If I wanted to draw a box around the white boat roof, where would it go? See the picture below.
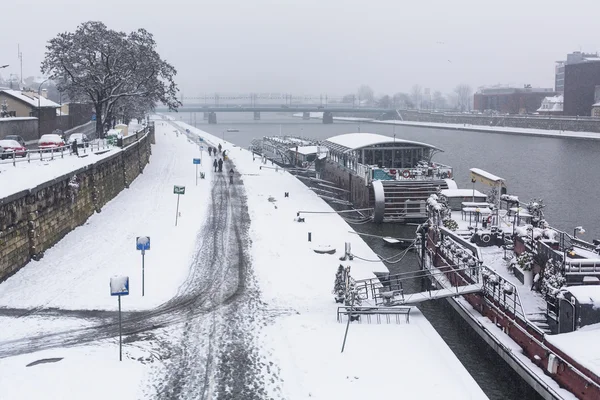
[470,168,505,183]
[325,133,442,152]
[440,189,487,198]
[289,145,322,155]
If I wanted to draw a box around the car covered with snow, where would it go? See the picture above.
[0,139,27,158]
[67,133,90,148]
[4,135,26,147]
[38,134,66,151]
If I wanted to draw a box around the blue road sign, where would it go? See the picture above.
[193,158,201,165]
[110,276,129,296]
[91,114,96,121]
[199,137,204,142]
[136,236,150,251]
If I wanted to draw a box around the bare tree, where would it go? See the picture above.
[410,85,423,109]
[41,21,180,137]
[432,91,447,110]
[377,95,392,109]
[357,85,374,104]
[454,84,473,112]
[393,92,413,109]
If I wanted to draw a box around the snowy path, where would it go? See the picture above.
[0,122,269,399]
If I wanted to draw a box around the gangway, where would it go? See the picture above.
[354,266,482,307]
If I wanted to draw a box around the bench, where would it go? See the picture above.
[336,306,411,324]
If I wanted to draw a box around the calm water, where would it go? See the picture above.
[168,110,600,399]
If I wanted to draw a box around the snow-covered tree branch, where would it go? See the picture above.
[41,21,181,137]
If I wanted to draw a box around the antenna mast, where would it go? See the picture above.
[18,44,23,89]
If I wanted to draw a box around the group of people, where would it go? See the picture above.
[209,143,234,183]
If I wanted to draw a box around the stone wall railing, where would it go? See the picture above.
[0,122,155,281]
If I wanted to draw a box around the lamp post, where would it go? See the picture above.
[37,78,50,139]
[573,226,585,238]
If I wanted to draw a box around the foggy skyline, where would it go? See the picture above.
[2,0,599,97]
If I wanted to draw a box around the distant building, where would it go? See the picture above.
[473,86,556,114]
[555,51,600,93]
[537,95,563,115]
[591,102,600,117]
[0,89,60,118]
[563,61,600,116]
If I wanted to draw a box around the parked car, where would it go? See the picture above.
[4,135,26,147]
[38,134,66,151]
[0,139,27,158]
[67,133,90,148]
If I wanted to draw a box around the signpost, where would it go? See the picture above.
[110,276,129,361]
[136,236,150,296]
[173,185,186,226]
[193,158,201,186]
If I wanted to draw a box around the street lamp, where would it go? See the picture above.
[573,226,585,238]
[37,78,50,139]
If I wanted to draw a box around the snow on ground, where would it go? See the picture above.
[0,146,119,199]
[0,316,92,343]
[0,119,212,311]
[0,343,151,400]
[374,120,600,141]
[174,119,489,399]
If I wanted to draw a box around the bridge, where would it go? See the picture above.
[155,105,396,124]
[154,92,398,124]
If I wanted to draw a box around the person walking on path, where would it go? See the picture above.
[213,158,218,172]
[218,158,223,172]
[208,147,212,156]
[71,139,79,157]
[218,143,222,154]
[229,168,234,184]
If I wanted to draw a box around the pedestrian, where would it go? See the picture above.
[218,158,223,172]
[71,139,79,157]
[213,147,217,156]
[208,147,212,156]
[229,168,234,184]
[218,143,222,154]
[213,158,218,172]
[222,149,227,160]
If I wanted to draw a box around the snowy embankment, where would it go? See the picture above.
[0,119,211,311]
[174,120,488,399]
[373,119,600,140]
[0,147,120,199]
[0,118,214,400]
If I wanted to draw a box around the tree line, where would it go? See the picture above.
[342,84,473,112]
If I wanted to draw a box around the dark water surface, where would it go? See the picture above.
[168,111,600,399]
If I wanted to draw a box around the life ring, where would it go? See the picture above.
[402,170,410,179]
[447,171,453,179]
[481,234,491,244]
[487,215,493,224]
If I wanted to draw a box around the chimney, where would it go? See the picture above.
[41,88,48,99]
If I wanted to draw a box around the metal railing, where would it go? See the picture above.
[0,140,112,167]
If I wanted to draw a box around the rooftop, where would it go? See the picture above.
[324,133,442,153]
[0,89,60,108]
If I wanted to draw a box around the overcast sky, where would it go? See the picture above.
[2,0,599,98]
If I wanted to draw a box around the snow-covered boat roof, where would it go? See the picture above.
[440,189,487,198]
[324,133,442,153]
[470,168,505,184]
[289,146,322,155]
[565,286,600,306]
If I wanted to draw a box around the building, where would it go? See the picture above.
[591,102,600,117]
[555,52,600,93]
[536,95,563,115]
[0,89,60,118]
[563,61,600,116]
[473,86,556,115]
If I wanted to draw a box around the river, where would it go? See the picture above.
[170,110,600,399]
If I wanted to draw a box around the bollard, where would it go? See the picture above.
[308,232,312,242]
[285,192,289,198]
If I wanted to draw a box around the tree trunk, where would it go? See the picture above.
[95,104,104,139]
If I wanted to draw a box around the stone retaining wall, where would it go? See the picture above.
[0,123,155,281]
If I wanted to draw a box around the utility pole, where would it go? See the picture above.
[18,44,23,89]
